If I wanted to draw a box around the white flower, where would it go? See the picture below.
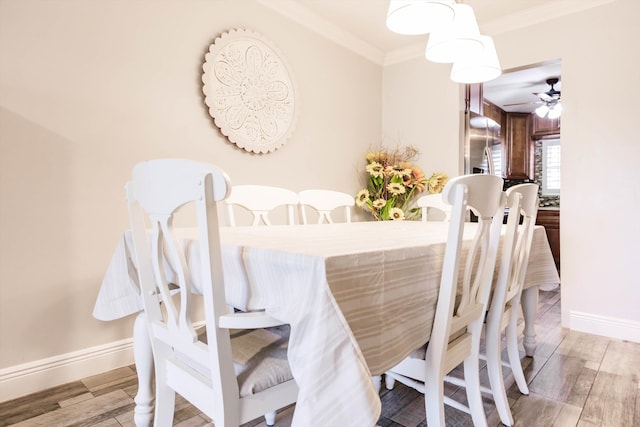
[372,199,386,209]
[387,182,406,195]
[355,189,370,207]
[389,208,405,221]
[366,162,384,178]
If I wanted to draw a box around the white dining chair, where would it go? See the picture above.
[480,183,539,426]
[225,184,299,226]
[298,189,355,224]
[126,159,297,427]
[385,174,506,427]
[225,184,299,320]
[417,193,452,222]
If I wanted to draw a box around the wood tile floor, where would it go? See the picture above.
[2,288,639,426]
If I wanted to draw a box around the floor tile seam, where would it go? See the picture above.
[524,389,585,412]
[81,375,139,393]
[5,394,134,427]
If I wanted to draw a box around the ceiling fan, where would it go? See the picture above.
[504,77,562,118]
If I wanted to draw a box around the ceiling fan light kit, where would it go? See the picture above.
[535,104,549,118]
[549,103,562,118]
[531,78,562,118]
[540,102,562,119]
[386,0,501,84]
[386,0,456,35]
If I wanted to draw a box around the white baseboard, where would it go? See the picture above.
[0,338,134,403]
[570,311,640,343]
[3,313,636,403]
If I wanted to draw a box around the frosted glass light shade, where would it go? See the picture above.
[386,0,456,35]
[547,103,562,119]
[425,4,483,63]
[535,104,549,118]
[450,35,502,83]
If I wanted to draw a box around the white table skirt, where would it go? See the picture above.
[93,221,560,427]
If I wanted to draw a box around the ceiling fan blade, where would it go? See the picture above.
[503,100,543,107]
[534,91,560,101]
[535,92,553,102]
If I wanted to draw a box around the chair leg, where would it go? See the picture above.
[384,373,396,390]
[506,315,529,395]
[424,374,446,427]
[264,411,276,426]
[462,355,488,427]
[521,287,538,357]
[485,328,514,426]
[153,363,176,427]
[133,313,154,427]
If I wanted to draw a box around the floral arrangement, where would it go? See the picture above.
[355,146,448,221]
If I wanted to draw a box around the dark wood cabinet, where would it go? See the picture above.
[536,209,560,271]
[483,99,504,128]
[466,83,483,115]
[504,113,533,179]
[532,114,561,137]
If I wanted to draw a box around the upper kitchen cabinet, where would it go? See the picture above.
[483,99,504,128]
[532,114,561,137]
[466,83,483,115]
[505,112,533,180]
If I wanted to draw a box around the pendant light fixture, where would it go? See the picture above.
[386,0,456,35]
[425,3,483,63]
[450,35,501,83]
[385,0,502,84]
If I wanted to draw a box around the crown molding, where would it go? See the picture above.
[257,0,617,67]
[480,0,618,36]
[256,0,385,65]
[383,41,425,67]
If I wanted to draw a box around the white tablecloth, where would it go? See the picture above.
[93,221,560,427]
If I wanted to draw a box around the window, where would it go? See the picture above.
[542,139,560,195]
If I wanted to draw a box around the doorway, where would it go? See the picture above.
[483,59,562,272]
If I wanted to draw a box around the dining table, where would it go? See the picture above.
[93,220,560,427]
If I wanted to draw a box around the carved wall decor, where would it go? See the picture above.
[202,29,298,154]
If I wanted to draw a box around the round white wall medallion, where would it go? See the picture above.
[202,29,298,154]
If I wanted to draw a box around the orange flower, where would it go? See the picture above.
[427,173,448,194]
[357,145,446,221]
[407,166,427,192]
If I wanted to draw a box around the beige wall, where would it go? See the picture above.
[0,0,381,381]
[551,0,639,333]
[382,58,464,180]
[384,0,640,339]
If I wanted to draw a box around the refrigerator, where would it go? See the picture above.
[464,111,502,176]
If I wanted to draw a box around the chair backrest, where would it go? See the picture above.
[298,189,355,224]
[225,185,299,226]
[126,160,297,425]
[481,182,539,426]
[417,193,452,222]
[126,159,237,416]
[427,174,505,371]
[489,183,540,315]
